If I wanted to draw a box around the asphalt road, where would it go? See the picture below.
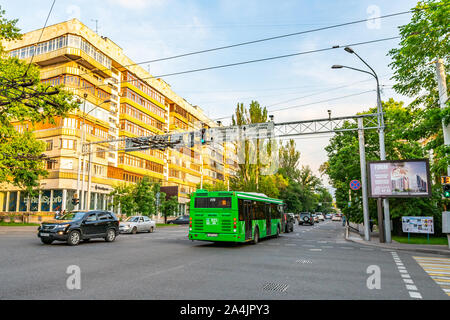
[0,220,448,300]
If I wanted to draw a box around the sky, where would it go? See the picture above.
[1,0,420,192]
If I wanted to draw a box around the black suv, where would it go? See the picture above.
[37,210,119,246]
[298,212,314,226]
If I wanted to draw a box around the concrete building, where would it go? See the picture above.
[0,19,236,220]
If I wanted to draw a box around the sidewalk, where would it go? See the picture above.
[345,228,450,256]
[0,226,37,234]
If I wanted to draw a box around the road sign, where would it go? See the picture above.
[350,180,361,191]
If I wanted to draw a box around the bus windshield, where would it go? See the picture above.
[194,197,231,209]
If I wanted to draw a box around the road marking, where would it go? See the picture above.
[309,248,322,252]
[391,252,422,299]
[414,256,450,297]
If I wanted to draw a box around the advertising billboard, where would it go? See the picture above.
[402,216,434,234]
[368,159,431,198]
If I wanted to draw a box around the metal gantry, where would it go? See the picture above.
[273,113,381,137]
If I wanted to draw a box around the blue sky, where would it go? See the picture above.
[1,0,420,188]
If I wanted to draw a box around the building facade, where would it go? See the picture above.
[0,19,236,219]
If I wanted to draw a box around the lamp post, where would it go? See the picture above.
[77,97,111,210]
[332,46,391,243]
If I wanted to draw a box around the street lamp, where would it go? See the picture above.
[77,98,111,210]
[332,46,391,243]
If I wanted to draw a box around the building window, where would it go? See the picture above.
[46,140,53,151]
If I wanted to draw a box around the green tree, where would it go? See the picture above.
[231,100,270,191]
[388,0,450,176]
[160,195,179,224]
[110,184,137,217]
[0,8,79,192]
[134,177,156,216]
[323,99,442,233]
[278,139,301,181]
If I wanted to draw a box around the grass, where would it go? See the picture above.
[392,235,449,245]
[156,223,183,227]
[0,221,40,227]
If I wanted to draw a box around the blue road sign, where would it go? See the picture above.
[350,180,361,191]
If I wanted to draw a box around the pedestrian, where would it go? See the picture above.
[342,215,346,226]
[369,219,374,232]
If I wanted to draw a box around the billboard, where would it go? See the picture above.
[368,159,431,198]
[402,216,434,234]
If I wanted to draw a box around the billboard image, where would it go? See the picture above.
[368,159,431,198]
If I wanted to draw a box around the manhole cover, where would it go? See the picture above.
[262,282,289,292]
[296,259,313,264]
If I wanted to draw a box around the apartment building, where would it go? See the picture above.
[0,19,236,218]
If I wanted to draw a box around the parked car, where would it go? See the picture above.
[312,213,319,223]
[120,216,156,234]
[332,214,342,221]
[298,212,314,226]
[168,215,190,224]
[317,213,325,221]
[285,213,295,233]
[325,213,332,219]
[37,210,119,246]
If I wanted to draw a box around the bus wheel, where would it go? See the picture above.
[252,228,259,244]
[276,225,280,238]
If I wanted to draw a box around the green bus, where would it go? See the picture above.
[188,190,285,244]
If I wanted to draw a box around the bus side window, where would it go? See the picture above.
[238,199,244,221]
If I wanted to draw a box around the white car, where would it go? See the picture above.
[332,215,341,222]
[119,216,156,234]
[317,213,325,221]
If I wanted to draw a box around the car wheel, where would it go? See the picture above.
[252,228,259,244]
[131,227,137,234]
[40,237,53,245]
[105,229,116,242]
[67,230,81,246]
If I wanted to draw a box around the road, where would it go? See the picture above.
[0,220,449,300]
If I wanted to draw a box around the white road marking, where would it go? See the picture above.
[391,251,422,299]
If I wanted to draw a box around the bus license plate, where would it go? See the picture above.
[207,234,218,237]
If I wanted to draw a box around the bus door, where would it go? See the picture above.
[244,200,252,240]
[265,203,271,236]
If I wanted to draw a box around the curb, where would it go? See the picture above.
[345,235,450,256]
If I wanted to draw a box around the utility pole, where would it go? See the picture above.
[436,58,449,175]
[358,118,370,241]
[76,94,87,210]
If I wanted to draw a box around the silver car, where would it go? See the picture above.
[119,216,156,234]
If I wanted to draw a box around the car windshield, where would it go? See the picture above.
[125,217,140,222]
[57,211,86,221]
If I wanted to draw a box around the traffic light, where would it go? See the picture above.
[200,128,206,144]
[444,184,450,198]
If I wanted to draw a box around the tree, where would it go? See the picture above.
[231,100,270,191]
[134,177,156,216]
[278,139,301,182]
[323,99,443,233]
[110,184,137,217]
[0,7,79,192]
[388,0,450,176]
[160,196,179,224]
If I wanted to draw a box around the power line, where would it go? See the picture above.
[23,0,56,77]
[132,36,400,81]
[75,4,443,78]
[213,90,376,121]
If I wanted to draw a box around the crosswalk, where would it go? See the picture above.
[413,256,450,297]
